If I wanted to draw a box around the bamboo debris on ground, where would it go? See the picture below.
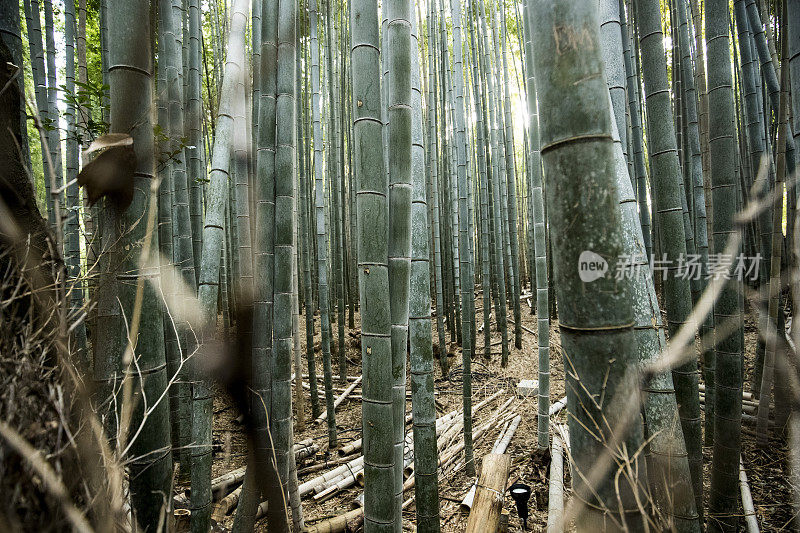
[306,406,521,533]
[209,439,316,498]
[211,485,242,523]
[297,390,517,528]
[338,388,505,457]
[312,376,362,425]
[740,458,760,533]
[464,454,511,533]
[549,396,567,416]
[546,426,567,533]
[460,414,522,510]
[312,403,472,503]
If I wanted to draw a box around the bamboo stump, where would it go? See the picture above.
[465,454,511,533]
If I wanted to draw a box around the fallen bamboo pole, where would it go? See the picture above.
[550,396,567,416]
[299,455,365,497]
[465,454,511,533]
[209,438,316,499]
[740,458,760,533]
[547,427,566,533]
[313,376,362,425]
[211,485,241,522]
[298,452,361,477]
[304,507,363,533]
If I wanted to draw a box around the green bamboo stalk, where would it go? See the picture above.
[195,2,250,531]
[252,0,261,171]
[498,0,522,350]
[448,0,475,478]
[107,1,173,529]
[385,0,414,521]
[308,0,337,452]
[635,0,703,514]
[325,0,347,384]
[351,0,395,527]
[676,0,713,450]
[608,88,700,532]
[409,12,441,531]
[706,0,745,529]
[23,0,54,224]
[756,19,790,446]
[299,22,321,418]
[478,0,509,365]
[293,40,307,439]
[266,1,297,528]
[187,0,205,282]
[746,0,797,175]
[426,0,448,369]
[734,0,772,400]
[0,1,28,166]
[466,0,493,361]
[63,0,87,370]
[439,1,463,351]
[790,1,800,158]
[600,0,630,181]
[521,0,550,453]
[160,0,199,491]
[487,0,513,354]
[42,0,62,211]
[531,2,648,529]
[620,0,652,279]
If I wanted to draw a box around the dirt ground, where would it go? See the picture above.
[198,295,795,532]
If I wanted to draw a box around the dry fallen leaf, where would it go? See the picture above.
[78,133,136,211]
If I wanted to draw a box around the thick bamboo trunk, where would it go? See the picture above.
[107,1,173,529]
[350,0,395,529]
[706,0,745,529]
[635,0,703,514]
[531,1,649,529]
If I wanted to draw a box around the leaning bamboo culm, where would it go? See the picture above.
[635,0,703,516]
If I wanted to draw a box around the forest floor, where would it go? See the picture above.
[196,296,795,532]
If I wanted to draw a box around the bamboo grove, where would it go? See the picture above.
[1,0,799,531]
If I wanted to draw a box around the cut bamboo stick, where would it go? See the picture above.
[461,415,522,511]
[465,454,511,533]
